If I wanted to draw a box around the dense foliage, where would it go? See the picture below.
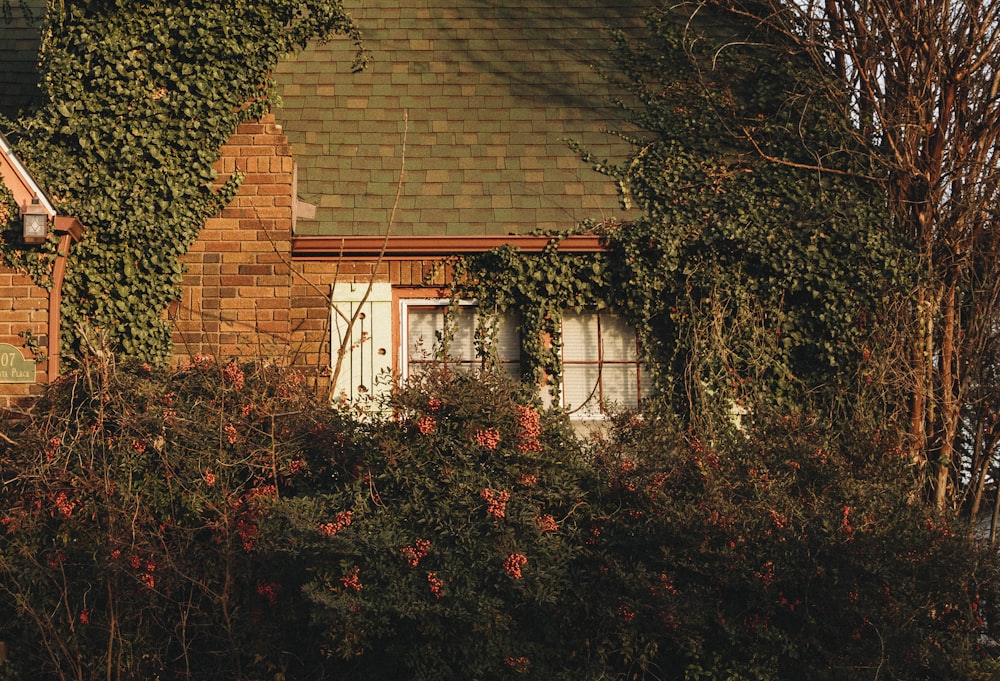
[0,0,364,364]
[454,6,908,429]
[599,7,909,415]
[1,356,996,680]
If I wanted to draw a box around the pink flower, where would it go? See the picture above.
[503,553,527,579]
[427,572,444,599]
[79,609,90,625]
[503,656,530,672]
[319,510,353,537]
[515,405,542,452]
[417,415,437,435]
[841,505,854,540]
[401,538,431,567]
[237,519,259,552]
[54,491,75,518]
[474,427,501,450]
[536,514,558,533]
[204,469,216,487]
[193,353,214,368]
[517,473,538,487]
[223,360,245,390]
[341,566,363,592]
[427,397,442,412]
[245,484,277,502]
[224,424,239,444]
[45,437,61,461]
[257,580,280,605]
[481,488,510,519]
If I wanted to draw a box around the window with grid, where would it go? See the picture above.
[401,301,520,379]
[560,310,649,418]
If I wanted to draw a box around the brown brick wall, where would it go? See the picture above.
[4,114,457,411]
[0,265,51,410]
[173,114,294,362]
[175,115,455,391]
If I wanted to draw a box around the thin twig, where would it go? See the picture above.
[328,111,409,402]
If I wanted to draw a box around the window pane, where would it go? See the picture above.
[602,364,639,409]
[407,307,443,361]
[639,364,653,399]
[562,311,600,361]
[495,318,520,362]
[448,307,476,361]
[404,303,520,375]
[560,310,647,418]
[563,364,602,416]
[600,314,636,361]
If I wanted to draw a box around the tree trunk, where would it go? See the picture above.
[935,280,960,509]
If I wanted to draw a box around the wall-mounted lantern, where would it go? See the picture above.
[22,197,48,244]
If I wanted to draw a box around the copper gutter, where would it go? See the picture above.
[291,234,608,260]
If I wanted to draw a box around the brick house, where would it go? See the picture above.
[2,0,651,418]
[0,133,85,409]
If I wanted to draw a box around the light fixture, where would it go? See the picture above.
[22,197,48,244]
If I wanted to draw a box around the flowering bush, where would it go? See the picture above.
[583,411,1000,680]
[0,351,366,680]
[1,356,998,680]
[263,367,608,680]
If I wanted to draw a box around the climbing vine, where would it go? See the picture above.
[0,178,58,287]
[449,236,611,400]
[453,6,910,426]
[1,0,364,364]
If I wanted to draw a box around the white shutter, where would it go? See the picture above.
[330,282,393,404]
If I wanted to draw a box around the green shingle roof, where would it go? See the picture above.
[273,0,648,237]
[0,0,45,121]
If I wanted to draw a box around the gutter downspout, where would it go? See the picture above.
[48,216,85,382]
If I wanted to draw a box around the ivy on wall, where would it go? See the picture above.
[1,0,364,364]
[453,7,910,424]
[450,237,611,399]
[0,179,57,287]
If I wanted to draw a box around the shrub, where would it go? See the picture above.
[264,367,608,680]
[0,351,364,680]
[586,411,1000,680]
[2,355,997,680]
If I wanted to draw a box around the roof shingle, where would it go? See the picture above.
[0,0,45,121]
[273,0,648,237]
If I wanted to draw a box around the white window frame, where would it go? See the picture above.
[559,309,648,420]
[399,299,521,380]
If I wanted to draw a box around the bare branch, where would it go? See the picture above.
[328,111,408,402]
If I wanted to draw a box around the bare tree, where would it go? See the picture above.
[696,0,1000,508]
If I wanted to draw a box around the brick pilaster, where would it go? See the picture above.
[0,266,50,411]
